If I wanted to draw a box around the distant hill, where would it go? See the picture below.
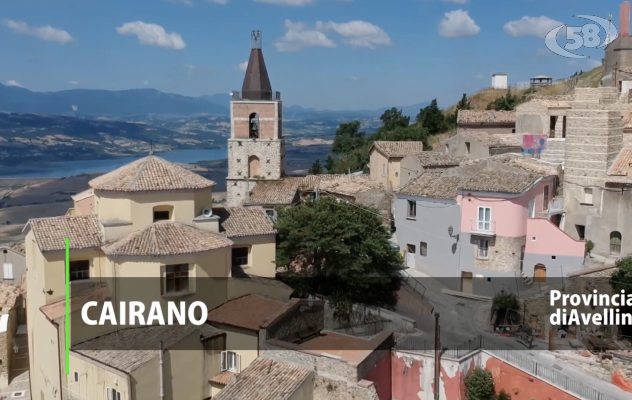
[0,85,229,117]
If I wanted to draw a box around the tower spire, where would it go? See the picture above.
[241,31,273,101]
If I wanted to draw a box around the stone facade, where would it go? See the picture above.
[226,100,285,206]
[470,235,525,272]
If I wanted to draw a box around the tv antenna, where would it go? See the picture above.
[606,14,613,46]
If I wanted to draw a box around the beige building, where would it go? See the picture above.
[456,110,516,135]
[24,153,282,400]
[441,131,522,160]
[0,283,21,388]
[368,141,425,190]
[399,152,462,188]
[0,242,26,286]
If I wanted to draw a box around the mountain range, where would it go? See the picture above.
[0,84,429,120]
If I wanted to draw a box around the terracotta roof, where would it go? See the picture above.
[41,285,111,321]
[461,153,559,176]
[73,324,223,373]
[608,148,632,176]
[213,206,276,238]
[399,171,462,199]
[207,294,286,331]
[102,221,233,256]
[457,110,516,124]
[213,358,312,400]
[458,170,541,194]
[210,371,236,386]
[243,178,301,206]
[623,109,632,130]
[301,174,383,197]
[0,283,21,311]
[0,241,25,256]
[89,155,215,192]
[461,131,522,147]
[413,152,461,168]
[27,215,101,252]
[371,141,425,158]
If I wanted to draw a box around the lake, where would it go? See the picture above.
[0,148,228,179]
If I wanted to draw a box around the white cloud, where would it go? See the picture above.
[69,81,78,86]
[254,0,316,5]
[442,0,468,3]
[275,20,336,52]
[316,20,391,49]
[503,16,562,39]
[275,19,390,51]
[239,61,248,71]
[71,105,78,112]
[143,80,149,85]
[439,10,480,38]
[166,0,193,5]
[5,80,22,87]
[2,19,73,44]
[116,21,186,50]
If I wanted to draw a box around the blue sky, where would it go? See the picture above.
[0,0,624,110]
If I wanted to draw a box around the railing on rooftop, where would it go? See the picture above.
[469,220,496,236]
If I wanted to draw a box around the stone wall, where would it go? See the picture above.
[314,375,379,400]
[232,101,279,140]
[471,235,525,272]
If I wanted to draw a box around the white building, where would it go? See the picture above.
[491,73,508,89]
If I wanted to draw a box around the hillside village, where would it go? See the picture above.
[4,2,632,399]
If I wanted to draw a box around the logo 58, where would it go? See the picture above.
[545,15,618,58]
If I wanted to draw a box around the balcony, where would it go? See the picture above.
[469,220,496,236]
[547,197,564,217]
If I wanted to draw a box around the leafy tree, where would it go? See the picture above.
[416,99,445,135]
[275,197,404,319]
[379,107,410,131]
[456,93,471,111]
[491,289,520,328]
[497,389,511,400]
[610,256,632,335]
[465,367,495,400]
[487,89,518,111]
[324,154,336,173]
[371,124,430,149]
[332,121,365,155]
[309,159,324,175]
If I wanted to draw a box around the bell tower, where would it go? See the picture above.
[226,31,285,206]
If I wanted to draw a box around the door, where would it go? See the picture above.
[534,264,546,283]
[461,272,473,294]
[406,244,416,268]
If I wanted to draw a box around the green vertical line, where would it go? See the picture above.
[65,237,70,375]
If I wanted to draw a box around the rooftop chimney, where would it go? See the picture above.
[241,31,273,101]
[621,1,630,37]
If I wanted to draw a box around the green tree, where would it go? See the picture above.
[371,124,430,149]
[487,89,518,111]
[491,289,521,328]
[465,367,495,400]
[416,99,445,135]
[309,159,324,175]
[324,154,336,173]
[275,197,404,319]
[456,93,471,111]
[332,121,366,155]
[497,389,511,400]
[379,107,410,131]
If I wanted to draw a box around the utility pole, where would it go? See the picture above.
[434,313,441,400]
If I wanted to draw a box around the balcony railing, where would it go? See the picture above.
[469,220,496,236]
[547,197,564,217]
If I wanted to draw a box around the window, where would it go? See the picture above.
[528,200,535,218]
[232,247,249,267]
[562,116,567,138]
[265,209,275,219]
[465,142,471,154]
[583,188,593,205]
[575,224,585,240]
[477,207,491,231]
[221,351,240,373]
[165,264,189,294]
[248,155,261,178]
[511,129,516,133]
[382,164,386,177]
[407,244,416,254]
[73,372,79,383]
[69,260,89,281]
[249,113,260,138]
[610,231,622,255]
[407,200,416,219]
[395,172,398,177]
[420,242,427,257]
[153,210,170,222]
[477,240,489,258]
[2,263,13,280]
[106,388,121,400]
[543,185,549,210]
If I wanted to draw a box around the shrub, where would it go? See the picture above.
[497,389,511,400]
[465,367,495,400]
[585,240,595,254]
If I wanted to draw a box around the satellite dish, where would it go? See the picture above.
[203,208,213,217]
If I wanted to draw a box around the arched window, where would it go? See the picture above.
[249,113,259,138]
[610,231,622,255]
[248,156,260,178]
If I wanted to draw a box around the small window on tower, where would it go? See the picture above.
[249,113,260,138]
